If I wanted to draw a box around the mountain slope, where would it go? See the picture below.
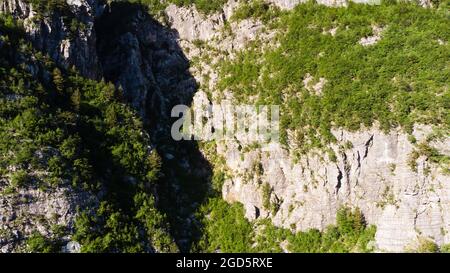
[0,0,449,253]
[0,12,177,252]
[163,0,450,252]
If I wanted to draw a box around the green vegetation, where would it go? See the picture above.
[2,1,448,253]
[122,0,228,15]
[169,0,227,14]
[25,0,71,15]
[196,198,376,252]
[415,237,439,253]
[261,182,272,210]
[231,0,282,23]
[407,141,450,173]
[279,207,375,253]
[26,231,60,253]
[0,14,176,252]
[193,156,376,253]
[24,0,87,34]
[196,198,254,252]
[441,244,450,253]
[218,1,450,152]
[172,2,448,254]
[10,170,31,188]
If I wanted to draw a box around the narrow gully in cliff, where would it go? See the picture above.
[94,1,213,252]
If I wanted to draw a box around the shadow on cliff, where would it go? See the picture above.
[95,2,212,252]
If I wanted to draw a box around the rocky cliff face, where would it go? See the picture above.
[0,183,97,252]
[162,1,450,252]
[0,1,101,251]
[0,0,198,252]
[268,0,434,9]
[218,124,450,252]
[95,2,196,119]
[0,0,195,119]
[1,0,448,252]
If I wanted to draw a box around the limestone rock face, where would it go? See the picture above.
[61,241,81,253]
[165,4,225,42]
[0,184,97,252]
[218,125,450,252]
[95,3,194,118]
[0,0,197,252]
[164,1,265,46]
[163,2,450,252]
[0,0,102,79]
[0,0,196,120]
[1,0,448,253]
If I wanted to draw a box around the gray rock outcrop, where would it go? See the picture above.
[218,124,450,252]
[0,0,102,78]
[0,183,96,252]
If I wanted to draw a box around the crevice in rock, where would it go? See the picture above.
[363,134,374,159]
[335,166,343,195]
[342,151,351,190]
[357,150,361,169]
